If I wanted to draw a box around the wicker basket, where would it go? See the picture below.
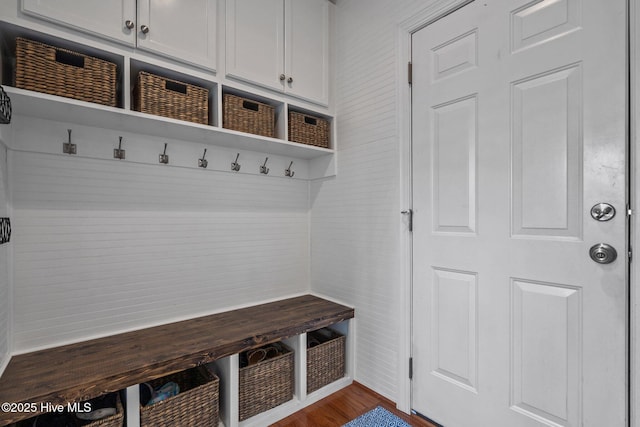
[140,367,219,427]
[288,111,330,148]
[15,394,123,427]
[82,393,124,427]
[239,342,294,421]
[133,71,209,125]
[307,328,346,393]
[15,37,117,107]
[223,93,275,138]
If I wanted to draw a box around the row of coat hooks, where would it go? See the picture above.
[63,129,296,177]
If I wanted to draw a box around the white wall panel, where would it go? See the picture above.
[11,150,310,352]
[311,140,401,396]
[310,0,437,402]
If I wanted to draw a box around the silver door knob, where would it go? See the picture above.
[287,77,293,83]
[589,243,617,264]
[140,25,150,34]
[125,20,135,29]
[280,74,286,81]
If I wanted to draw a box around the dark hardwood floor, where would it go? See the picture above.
[271,382,437,427]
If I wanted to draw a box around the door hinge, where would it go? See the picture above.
[629,247,633,262]
[409,357,413,379]
[408,62,413,85]
[627,204,633,216]
[401,209,413,232]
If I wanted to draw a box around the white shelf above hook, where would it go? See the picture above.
[5,87,334,161]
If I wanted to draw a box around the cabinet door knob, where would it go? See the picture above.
[280,74,286,81]
[140,25,150,34]
[125,20,135,29]
[287,77,293,83]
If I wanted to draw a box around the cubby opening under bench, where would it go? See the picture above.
[0,295,355,427]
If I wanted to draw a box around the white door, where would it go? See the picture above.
[285,0,330,105]
[411,0,627,426]
[225,0,284,91]
[21,0,136,46]
[137,0,217,71]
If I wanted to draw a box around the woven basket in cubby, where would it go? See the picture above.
[239,342,294,421]
[140,366,219,427]
[288,111,330,148]
[307,328,345,393]
[223,93,275,138]
[133,71,209,125]
[15,37,117,107]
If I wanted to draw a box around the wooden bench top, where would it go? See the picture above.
[0,295,354,425]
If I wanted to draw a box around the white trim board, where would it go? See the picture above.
[631,0,639,425]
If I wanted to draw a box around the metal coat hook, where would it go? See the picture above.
[159,143,169,164]
[63,129,76,155]
[231,153,241,171]
[260,157,270,175]
[114,136,125,160]
[198,148,208,168]
[285,161,295,178]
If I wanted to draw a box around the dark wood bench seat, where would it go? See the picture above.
[0,295,354,425]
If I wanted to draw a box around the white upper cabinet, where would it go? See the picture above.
[137,0,217,71]
[20,0,217,71]
[21,0,137,46]
[226,0,329,106]
[225,0,284,92]
[284,0,329,105]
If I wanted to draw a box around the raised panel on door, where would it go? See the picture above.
[285,0,329,105]
[21,0,136,46]
[137,0,217,71]
[511,279,582,426]
[225,0,284,92]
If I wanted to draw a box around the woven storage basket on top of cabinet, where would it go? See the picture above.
[140,366,219,427]
[15,37,117,107]
[288,111,330,148]
[133,71,209,125]
[307,328,345,393]
[223,93,275,138]
[239,342,294,421]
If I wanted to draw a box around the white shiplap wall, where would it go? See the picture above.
[11,143,310,352]
[0,142,10,375]
[310,0,434,403]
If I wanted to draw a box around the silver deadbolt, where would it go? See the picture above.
[589,243,617,264]
[590,203,615,221]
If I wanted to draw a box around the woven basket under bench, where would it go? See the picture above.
[13,394,124,427]
[15,37,117,107]
[239,342,294,421]
[307,328,346,393]
[140,366,219,427]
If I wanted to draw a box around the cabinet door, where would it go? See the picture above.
[225,0,284,92]
[137,0,217,71]
[285,0,329,105]
[21,0,136,46]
